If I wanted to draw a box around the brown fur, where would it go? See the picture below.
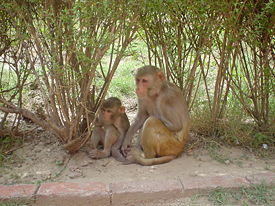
[90,97,129,162]
[122,66,190,166]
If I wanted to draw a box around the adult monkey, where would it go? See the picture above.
[121,65,190,166]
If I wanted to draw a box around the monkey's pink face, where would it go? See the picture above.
[135,76,151,98]
[100,108,113,121]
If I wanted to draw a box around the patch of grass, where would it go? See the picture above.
[208,187,231,205]
[0,134,23,167]
[9,173,21,181]
[31,180,43,185]
[0,135,21,151]
[0,153,5,167]
[208,183,275,206]
[95,56,142,99]
[0,67,18,92]
[0,153,22,169]
[252,132,274,148]
[0,199,33,206]
[191,108,275,157]
[182,194,211,206]
[205,141,231,164]
[108,58,141,98]
[241,183,275,205]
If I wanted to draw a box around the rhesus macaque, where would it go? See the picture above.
[121,65,191,166]
[90,97,130,161]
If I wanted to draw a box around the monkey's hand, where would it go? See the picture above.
[121,140,131,157]
[123,148,140,165]
[89,149,100,159]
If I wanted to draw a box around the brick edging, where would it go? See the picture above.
[1,171,274,206]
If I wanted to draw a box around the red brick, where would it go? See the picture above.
[246,171,275,185]
[0,184,37,199]
[35,182,110,206]
[111,179,183,206]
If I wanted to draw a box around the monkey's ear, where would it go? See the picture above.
[157,71,165,81]
[119,106,125,113]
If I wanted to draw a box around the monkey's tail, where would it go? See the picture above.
[124,155,176,166]
[139,155,176,166]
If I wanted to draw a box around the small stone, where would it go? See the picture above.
[69,166,79,172]
[224,160,230,165]
[217,173,227,176]
[186,150,193,156]
[198,156,208,162]
[42,174,51,180]
[81,161,90,167]
[34,146,42,152]
[68,172,82,179]
[22,172,29,178]
[262,144,268,149]
[68,173,75,179]
[88,159,94,164]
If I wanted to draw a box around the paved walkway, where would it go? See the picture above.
[0,171,274,206]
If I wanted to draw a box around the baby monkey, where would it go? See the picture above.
[90,97,129,161]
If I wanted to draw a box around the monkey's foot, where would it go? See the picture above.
[123,156,135,165]
[89,149,100,159]
[123,148,141,165]
[113,154,126,162]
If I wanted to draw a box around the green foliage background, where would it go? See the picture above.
[0,0,274,151]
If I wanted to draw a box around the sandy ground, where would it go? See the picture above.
[0,98,274,186]
[0,126,274,186]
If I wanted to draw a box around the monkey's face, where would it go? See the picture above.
[100,107,115,123]
[99,105,124,125]
[135,72,164,98]
[135,75,151,98]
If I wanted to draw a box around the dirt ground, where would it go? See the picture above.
[0,98,274,186]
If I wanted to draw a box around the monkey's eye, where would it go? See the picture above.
[106,109,112,114]
[141,79,148,83]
